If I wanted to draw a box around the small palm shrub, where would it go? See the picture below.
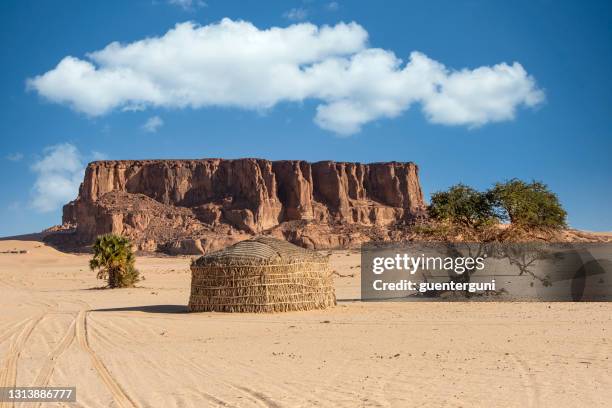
[89,234,140,288]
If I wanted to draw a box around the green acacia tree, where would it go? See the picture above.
[489,179,567,229]
[89,234,140,288]
[429,184,496,228]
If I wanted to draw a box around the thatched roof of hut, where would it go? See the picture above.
[192,236,325,266]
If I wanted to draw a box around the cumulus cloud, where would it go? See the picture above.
[142,115,164,132]
[91,151,108,160]
[168,0,206,10]
[283,8,309,21]
[30,144,84,212]
[326,2,339,11]
[27,18,544,135]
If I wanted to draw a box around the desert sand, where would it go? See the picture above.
[0,239,610,408]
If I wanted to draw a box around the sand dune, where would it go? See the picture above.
[0,240,611,407]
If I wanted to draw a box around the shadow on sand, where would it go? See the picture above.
[93,304,189,314]
[0,232,48,242]
[0,231,90,254]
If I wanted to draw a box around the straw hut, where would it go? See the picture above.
[189,237,336,313]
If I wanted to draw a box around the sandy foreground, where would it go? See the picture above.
[0,240,610,408]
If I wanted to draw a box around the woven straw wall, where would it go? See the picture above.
[189,237,336,313]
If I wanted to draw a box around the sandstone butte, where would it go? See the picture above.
[54,158,427,254]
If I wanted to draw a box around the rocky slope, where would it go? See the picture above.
[57,158,426,254]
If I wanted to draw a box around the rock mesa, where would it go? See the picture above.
[60,159,426,253]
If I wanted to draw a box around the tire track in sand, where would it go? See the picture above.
[234,386,283,408]
[509,353,540,408]
[173,353,279,408]
[33,316,77,387]
[75,310,138,408]
[0,319,31,345]
[85,315,234,408]
[0,314,45,408]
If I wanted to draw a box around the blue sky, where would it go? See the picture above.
[1,0,611,236]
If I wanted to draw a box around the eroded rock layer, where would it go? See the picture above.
[61,159,426,253]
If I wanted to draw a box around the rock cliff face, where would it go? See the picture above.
[60,159,425,253]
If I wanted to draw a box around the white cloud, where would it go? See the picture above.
[27,19,544,135]
[283,8,309,21]
[421,61,545,126]
[326,2,339,11]
[30,144,84,213]
[91,151,108,160]
[168,0,206,10]
[142,115,164,132]
[6,152,24,162]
